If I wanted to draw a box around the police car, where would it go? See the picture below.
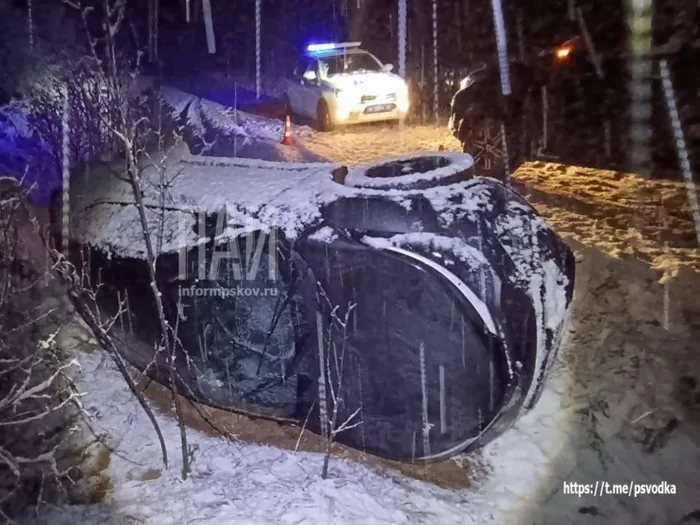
[282,42,410,131]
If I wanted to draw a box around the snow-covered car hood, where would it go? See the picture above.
[326,71,407,94]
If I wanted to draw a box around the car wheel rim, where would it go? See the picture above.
[471,123,503,170]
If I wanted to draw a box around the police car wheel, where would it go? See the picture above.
[317,100,334,132]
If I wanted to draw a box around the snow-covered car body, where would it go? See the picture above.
[65,145,574,462]
[284,42,410,130]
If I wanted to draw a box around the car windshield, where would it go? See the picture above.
[319,52,383,76]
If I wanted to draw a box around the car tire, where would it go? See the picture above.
[316,100,334,132]
[343,153,473,191]
[462,118,525,179]
[462,119,503,174]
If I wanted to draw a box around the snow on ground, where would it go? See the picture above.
[20,339,569,525]
[511,161,700,276]
[297,121,462,166]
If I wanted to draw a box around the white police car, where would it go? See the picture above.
[282,42,410,131]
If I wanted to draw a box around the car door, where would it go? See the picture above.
[286,57,308,115]
[287,57,320,118]
[299,58,323,118]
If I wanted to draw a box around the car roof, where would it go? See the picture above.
[304,48,368,59]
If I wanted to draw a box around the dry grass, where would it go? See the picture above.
[139,378,472,489]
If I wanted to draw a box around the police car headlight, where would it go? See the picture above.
[335,90,353,111]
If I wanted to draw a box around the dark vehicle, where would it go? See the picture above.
[448,58,538,177]
[64,146,575,463]
[449,36,628,176]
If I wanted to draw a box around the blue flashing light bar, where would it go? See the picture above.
[307,42,361,53]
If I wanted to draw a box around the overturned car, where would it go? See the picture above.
[64,144,575,463]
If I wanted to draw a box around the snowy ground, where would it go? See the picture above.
[19,88,700,524]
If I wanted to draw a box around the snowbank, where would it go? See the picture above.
[161,86,314,144]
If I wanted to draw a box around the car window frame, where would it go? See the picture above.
[318,51,383,77]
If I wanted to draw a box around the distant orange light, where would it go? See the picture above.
[556,47,571,59]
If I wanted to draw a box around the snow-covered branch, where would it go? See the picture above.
[315,285,361,479]
[0,183,82,519]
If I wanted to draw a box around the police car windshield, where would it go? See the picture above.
[319,52,382,76]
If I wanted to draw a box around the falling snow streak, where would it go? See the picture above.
[419,341,431,458]
[234,84,238,157]
[439,365,447,434]
[411,431,416,462]
[576,7,603,79]
[500,122,510,183]
[397,0,407,130]
[154,0,159,59]
[356,358,366,450]
[663,279,670,330]
[461,318,466,368]
[61,87,70,257]
[541,86,548,151]
[27,0,33,48]
[255,0,261,99]
[398,0,406,78]
[432,0,438,123]
[477,221,487,300]
[202,0,216,54]
[489,0,511,96]
[659,59,700,247]
[313,279,329,439]
[626,0,653,177]
[576,7,607,160]
[489,358,495,413]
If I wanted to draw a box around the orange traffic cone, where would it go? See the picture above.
[281,115,295,146]
[438,144,445,151]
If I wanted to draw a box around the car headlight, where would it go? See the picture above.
[335,89,353,109]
